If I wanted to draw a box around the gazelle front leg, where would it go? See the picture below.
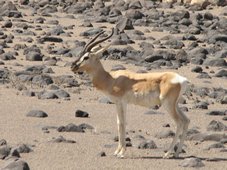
[114,102,127,158]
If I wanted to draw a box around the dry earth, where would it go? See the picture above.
[0,1,227,170]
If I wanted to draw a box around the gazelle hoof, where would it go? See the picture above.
[163,152,175,159]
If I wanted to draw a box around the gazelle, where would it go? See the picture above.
[71,28,190,158]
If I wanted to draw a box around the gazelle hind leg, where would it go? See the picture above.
[163,119,183,158]
[174,106,190,157]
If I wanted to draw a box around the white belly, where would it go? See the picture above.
[122,91,161,107]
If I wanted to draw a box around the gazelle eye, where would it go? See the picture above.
[84,56,89,60]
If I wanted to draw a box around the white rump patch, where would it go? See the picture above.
[171,74,188,84]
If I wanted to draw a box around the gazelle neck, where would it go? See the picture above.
[88,59,113,91]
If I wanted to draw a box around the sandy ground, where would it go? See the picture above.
[0,2,227,170]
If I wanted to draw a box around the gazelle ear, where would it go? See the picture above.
[93,44,111,56]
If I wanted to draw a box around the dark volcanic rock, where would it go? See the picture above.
[38,36,63,43]
[50,136,76,143]
[97,151,106,157]
[0,52,16,60]
[191,66,203,73]
[206,110,226,116]
[116,17,134,32]
[188,133,227,142]
[26,110,48,118]
[57,123,84,133]
[179,158,204,168]
[137,140,157,149]
[2,159,30,170]
[54,89,70,99]
[125,9,144,20]
[75,110,89,118]
[205,142,225,150]
[13,144,32,153]
[194,101,209,109]
[155,130,175,139]
[207,120,227,132]
[214,70,227,78]
[38,91,58,99]
[203,58,227,67]
[0,145,11,159]
[32,75,53,86]
[0,139,7,146]
[25,51,43,61]
[80,28,103,37]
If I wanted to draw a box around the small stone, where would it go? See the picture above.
[13,144,32,153]
[205,142,225,150]
[26,110,48,118]
[75,110,89,118]
[0,139,7,146]
[179,158,204,167]
[206,110,226,116]
[2,159,30,170]
[137,140,157,149]
[57,123,84,133]
[191,66,203,73]
[0,146,11,159]
[155,130,175,139]
[9,148,20,158]
[207,120,227,132]
[97,151,106,157]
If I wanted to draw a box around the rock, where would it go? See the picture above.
[98,97,113,104]
[75,110,89,118]
[38,36,63,43]
[155,130,175,139]
[3,20,13,28]
[48,25,65,35]
[109,8,122,18]
[38,91,58,99]
[0,146,11,159]
[137,140,157,149]
[32,75,53,86]
[57,123,84,133]
[203,58,227,67]
[54,89,70,99]
[26,110,48,118]
[0,139,7,146]
[206,110,226,116]
[97,151,106,157]
[116,17,134,32]
[179,158,204,168]
[10,148,20,158]
[194,101,209,109]
[125,9,144,20]
[50,136,76,143]
[205,142,225,150]
[2,159,30,170]
[13,144,32,153]
[78,123,94,130]
[196,72,211,79]
[188,133,227,142]
[207,120,227,132]
[44,57,57,66]
[25,51,43,61]
[0,52,16,60]
[214,70,227,78]
[80,28,103,37]
[220,96,227,104]
[191,66,203,73]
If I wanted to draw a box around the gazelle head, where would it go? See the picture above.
[71,28,114,73]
